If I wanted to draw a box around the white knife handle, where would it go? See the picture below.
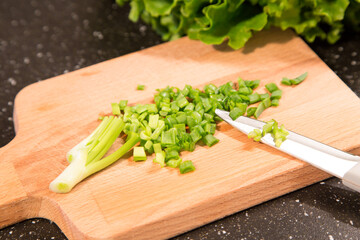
[343,163,360,193]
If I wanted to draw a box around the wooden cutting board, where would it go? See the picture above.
[1,28,360,240]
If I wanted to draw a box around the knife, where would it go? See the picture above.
[215,109,360,193]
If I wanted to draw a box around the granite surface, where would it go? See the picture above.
[0,0,359,239]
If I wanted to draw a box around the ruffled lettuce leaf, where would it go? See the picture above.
[197,1,267,49]
[118,0,360,49]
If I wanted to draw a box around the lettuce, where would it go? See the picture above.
[117,0,360,49]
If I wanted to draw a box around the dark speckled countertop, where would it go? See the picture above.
[0,1,360,239]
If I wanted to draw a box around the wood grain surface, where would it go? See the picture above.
[1,28,360,240]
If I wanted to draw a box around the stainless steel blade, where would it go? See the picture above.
[215,109,360,179]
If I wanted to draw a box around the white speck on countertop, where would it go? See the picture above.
[338,46,344,52]
[83,19,89,28]
[304,212,309,216]
[11,20,18,27]
[93,31,104,40]
[351,60,357,66]
[71,12,79,20]
[329,235,334,240]
[42,25,49,32]
[7,77,17,86]
[23,57,30,64]
[350,220,353,225]
[34,9,41,16]
[36,52,43,58]
[295,199,300,203]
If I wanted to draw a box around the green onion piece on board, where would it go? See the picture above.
[166,158,182,168]
[179,160,196,174]
[144,140,153,154]
[282,72,308,86]
[248,93,261,104]
[246,107,257,117]
[281,78,292,86]
[245,80,260,89]
[149,114,159,130]
[262,97,272,109]
[153,151,165,167]
[111,103,121,115]
[270,89,282,100]
[165,148,179,161]
[254,102,266,119]
[260,93,270,100]
[119,100,128,110]
[202,134,219,147]
[229,107,245,120]
[265,83,279,93]
[153,143,162,154]
[133,147,147,161]
[271,99,280,106]
[137,84,145,90]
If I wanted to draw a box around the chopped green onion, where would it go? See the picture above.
[184,103,194,112]
[204,123,216,135]
[190,128,202,143]
[245,80,260,89]
[174,123,186,132]
[176,112,187,124]
[176,96,189,108]
[151,120,165,140]
[153,151,165,167]
[119,100,128,110]
[270,89,282,100]
[202,134,219,147]
[166,158,182,168]
[260,93,270,100]
[111,103,121,115]
[161,128,177,145]
[281,72,308,86]
[137,84,145,90]
[271,99,280,106]
[246,107,257,117]
[248,119,289,147]
[144,140,153,154]
[262,97,272,109]
[254,102,265,119]
[153,143,162,154]
[165,148,179,161]
[179,160,196,174]
[262,120,274,136]
[229,107,245,120]
[238,87,252,95]
[281,78,291,86]
[248,93,261,104]
[149,114,159,130]
[133,147,147,161]
[265,83,279,93]
[135,105,148,114]
[248,129,262,142]
[147,104,158,113]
